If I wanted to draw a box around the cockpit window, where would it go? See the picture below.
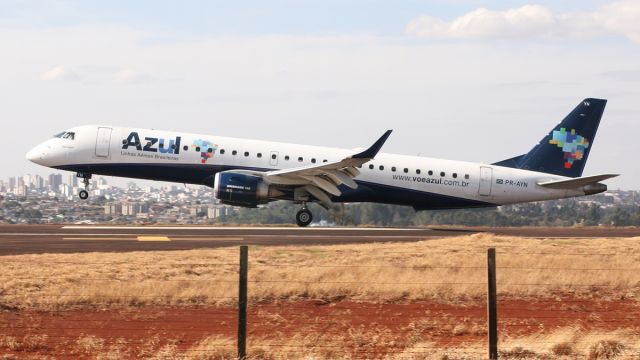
[53,131,75,140]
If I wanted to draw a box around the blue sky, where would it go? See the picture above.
[1,1,639,189]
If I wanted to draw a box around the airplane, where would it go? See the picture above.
[26,98,618,226]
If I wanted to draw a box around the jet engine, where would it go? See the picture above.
[213,171,272,207]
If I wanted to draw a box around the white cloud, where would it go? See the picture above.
[406,1,640,43]
[40,65,80,81]
[406,5,556,40]
[597,0,640,42]
[113,68,153,84]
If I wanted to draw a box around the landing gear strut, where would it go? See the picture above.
[296,204,313,227]
[77,172,91,200]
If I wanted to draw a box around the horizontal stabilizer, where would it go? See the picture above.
[537,174,618,189]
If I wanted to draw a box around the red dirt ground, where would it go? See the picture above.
[1,298,639,358]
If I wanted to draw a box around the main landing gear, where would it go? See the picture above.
[296,204,313,227]
[77,172,91,200]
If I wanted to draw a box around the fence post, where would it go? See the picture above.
[487,247,498,359]
[238,245,248,359]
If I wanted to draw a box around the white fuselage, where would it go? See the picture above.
[27,125,587,209]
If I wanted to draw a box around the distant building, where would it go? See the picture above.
[207,206,232,219]
[16,177,25,194]
[32,175,44,189]
[23,174,32,188]
[68,174,78,187]
[190,206,208,217]
[120,202,149,217]
[48,174,62,192]
[104,203,123,215]
[15,185,27,196]
[122,203,137,216]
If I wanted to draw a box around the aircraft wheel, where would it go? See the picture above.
[79,190,89,200]
[296,208,313,227]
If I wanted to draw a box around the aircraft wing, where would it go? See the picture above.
[233,130,392,207]
[537,174,619,189]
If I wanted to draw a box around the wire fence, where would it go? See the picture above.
[1,245,640,359]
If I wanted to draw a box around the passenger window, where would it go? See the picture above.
[257,153,262,158]
[220,149,225,154]
[369,164,374,169]
[465,174,470,180]
[285,155,290,161]
[311,158,316,164]
[159,143,164,148]
[208,148,213,153]
[403,168,408,173]
[183,145,188,151]
[379,165,384,170]
[391,167,396,172]
[195,146,201,152]
[416,169,421,175]
[440,172,445,177]
[171,144,176,150]
[323,159,328,163]
[244,151,249,157]
[298,157,303,162]
[232,150,237,155]
[428,170,433,176]
[271,154,277,160]
[453,173,457,178]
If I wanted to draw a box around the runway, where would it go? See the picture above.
[0,225,638,256]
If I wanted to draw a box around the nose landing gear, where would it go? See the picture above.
[77,172,91,200]
[296,204,313,227]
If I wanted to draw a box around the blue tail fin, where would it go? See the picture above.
[493,98,606,178]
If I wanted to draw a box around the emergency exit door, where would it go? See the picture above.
[95,127,112,158]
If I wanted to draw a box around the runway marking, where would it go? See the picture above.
[1,233,159,236]
[63,237,134,241]
[163,237,245,241]
[137,236,171,242]
[61,236,245,241]
[1,233,308,237]
[62,226,427,231]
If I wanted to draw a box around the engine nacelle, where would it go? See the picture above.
[213,171,270,207]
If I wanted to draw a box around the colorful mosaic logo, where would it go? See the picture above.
[549,128,589,169]
[191,139,218,164]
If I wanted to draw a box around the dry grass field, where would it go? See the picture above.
[1,233,640,359]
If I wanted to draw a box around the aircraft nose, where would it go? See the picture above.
[26,144,46,164]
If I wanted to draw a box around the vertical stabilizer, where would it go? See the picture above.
[494,98,606,178]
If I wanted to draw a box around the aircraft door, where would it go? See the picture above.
[270,151,279,166]
[479,166,493,196]
[95,127,112,158]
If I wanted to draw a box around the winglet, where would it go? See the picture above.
[352,130,392,159]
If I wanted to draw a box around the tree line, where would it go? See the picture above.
[217,197,640,227]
